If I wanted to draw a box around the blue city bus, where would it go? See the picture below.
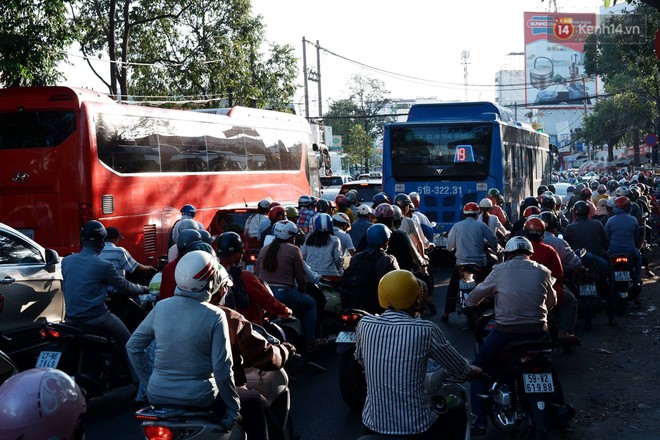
[382,102,551,233]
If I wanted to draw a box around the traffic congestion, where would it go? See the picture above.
[2,158,660,439]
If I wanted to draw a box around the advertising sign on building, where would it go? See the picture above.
[524,12,598,108]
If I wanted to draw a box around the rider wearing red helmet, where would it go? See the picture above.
[334,194,355,223]
[441,202,498,323]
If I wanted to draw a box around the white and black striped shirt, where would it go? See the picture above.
[355,310,470,435]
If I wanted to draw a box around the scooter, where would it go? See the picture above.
[354,361,473,440]
[135,326,297,440]
[609,253,641,316]
[455,263,481,330]
[36,295,147,399]
[473,314,575,438]
[336,309,475,439]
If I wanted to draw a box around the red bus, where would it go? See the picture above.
[0,86,320,265]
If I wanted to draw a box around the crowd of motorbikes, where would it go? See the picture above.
[2,177,657,440]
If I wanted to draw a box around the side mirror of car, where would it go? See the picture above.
[45,249,60,273]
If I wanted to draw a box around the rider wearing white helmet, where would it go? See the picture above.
[127,251,240,432]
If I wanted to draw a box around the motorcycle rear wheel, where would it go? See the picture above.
[339,350,366,411]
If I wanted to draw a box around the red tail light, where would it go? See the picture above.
[341,313,362,324]
[143,426,174,440]
[248,253,257,263]
[39,327,61,338]
[614,257,629,264]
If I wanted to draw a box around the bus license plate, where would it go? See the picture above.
[579,284,597,296]
[523,373,554,393]
[336,331,356,344]
[36,351,62,368]
[614,271,632,282]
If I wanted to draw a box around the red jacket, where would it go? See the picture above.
[157,260,178,301]
[530,240,564,302]
[234,269,290,325]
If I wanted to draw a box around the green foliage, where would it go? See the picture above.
[582,1,660,164]
[0,0,76,87]
[323,74,392,171]
[74,0,297,106]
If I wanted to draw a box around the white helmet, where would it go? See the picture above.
[175,250,230,296]
[357,205,372,216]
[504,236,534,255]
[479,198,493,208]
[273,220,298,240]
[615,187,629,197]
[332,213,351,230]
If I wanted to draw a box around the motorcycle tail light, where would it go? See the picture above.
[143,426,174,440]
[341,313,361,324]
[39,328,60,338]
[247,253,257,263]
[614,256,629,264]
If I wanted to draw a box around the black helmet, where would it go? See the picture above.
[372,192,391,208]
[539,210,558,230]
[573,200,590,218]
[523,196,539,208]
[315,198,330,213]
[199,229,213,246]
[177,229,202,255]
[81,220,107,253]
[216,232,243,257]
[394,193,413,210]
[536,185,549,196]
[539,194,556,211]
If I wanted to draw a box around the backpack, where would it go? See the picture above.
[225,265,251,310]
[340,249,384,312]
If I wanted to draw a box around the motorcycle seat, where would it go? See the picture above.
[497,339,553,361]
[137,405,219,421]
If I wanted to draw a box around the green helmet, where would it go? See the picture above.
[488,188,500,198]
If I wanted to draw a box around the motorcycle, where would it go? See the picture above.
[318,277,343,337]
[336,309,475,439]
[354,361,473,440]
[609,253,640,316]
[474,314,575,439]
[36,295,147,399]
[455,263,482,330]
[134,325,297,440]
[571,263,602,331]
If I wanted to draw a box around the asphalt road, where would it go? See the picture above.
[83,264,630,440]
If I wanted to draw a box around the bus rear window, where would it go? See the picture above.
[0,111,76,149]
[389,123,492,180]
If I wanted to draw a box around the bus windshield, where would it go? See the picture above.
[388,123,492,180]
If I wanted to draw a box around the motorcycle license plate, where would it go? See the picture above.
[579,284,597,296]
[459,280,476,290]
[523,373,554,393]
[36,351,62,368]
[614,271,632,282]
[336,331,356,344]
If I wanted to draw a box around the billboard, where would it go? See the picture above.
[524,12,598,108]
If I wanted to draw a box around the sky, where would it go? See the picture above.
[61,0,606,116]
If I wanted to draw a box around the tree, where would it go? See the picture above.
[73,0,297,107]
[323,74,392,172]
[583,1,660,164]
[346,124,375,173]
[0,0,76,87]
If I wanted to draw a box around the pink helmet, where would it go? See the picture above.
[0,368,86,439]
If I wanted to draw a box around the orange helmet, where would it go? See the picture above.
[523,206,541,218]
[523,217,546,241]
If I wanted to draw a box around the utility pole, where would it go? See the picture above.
[461,50,470,102]
[301,38,322,120]
[316,40,322,117]
[302,37,309,119]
